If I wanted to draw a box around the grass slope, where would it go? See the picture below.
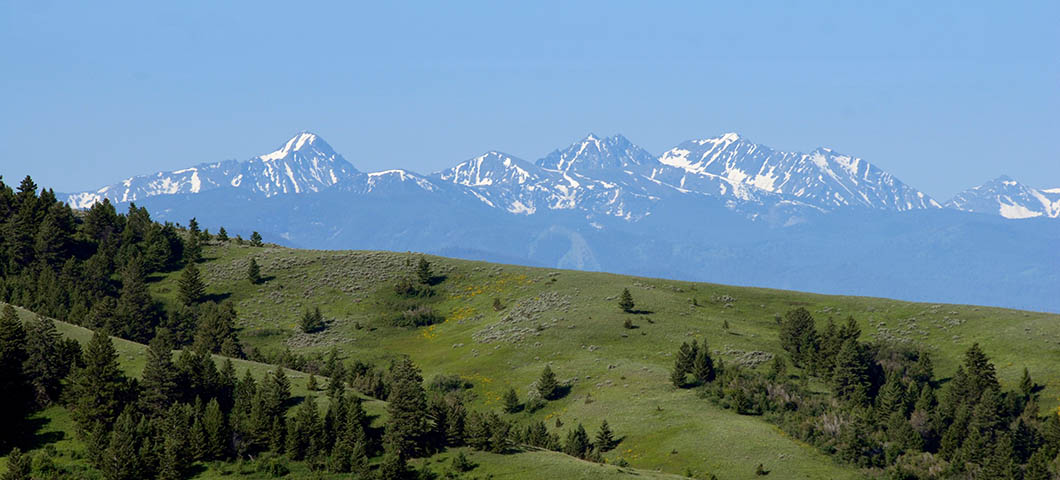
[142,242,1059,478]
[3,303,699,480]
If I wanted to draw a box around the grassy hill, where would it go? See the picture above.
[132,241,1058,479]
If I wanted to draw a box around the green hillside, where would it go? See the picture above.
[119,241,1058,478]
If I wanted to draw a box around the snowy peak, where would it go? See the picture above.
[437,151,540,187]
[946,176,1060,219]
[537,134,654,173]
[654,134,939,211]
[64,132,357,208]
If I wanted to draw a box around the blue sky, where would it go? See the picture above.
[1,1,1057,199]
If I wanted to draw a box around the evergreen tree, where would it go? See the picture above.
[216,227,228,242]
[263,367,291,417]
[0,305,31,448]
[416,257,433,285]
[114,258,158,342]
[779,307,818,368]
[101,408,145,480]
[70,331,127,435]
[247,257,261,284]
[502,387,521,413]
[183,234,202,264]
[383,357,429,458]
[177,261,206,307]
[299,307,325,334]
[537,364,559,400]
[876,373,907,415]
[202,398,228,460]
[692,344,715,384]
[139,335,178,416]
[832,338,871,406]
[23,314,69,406]
[3,448,31,480]
[1019,367,1034,399]
[618,288,635,313]
[594,419,616,452]
[564,423,591,459]
[1024,448,1053,480]
[286,395,321,460]
[249,231,263,247]
[192,302,240,354]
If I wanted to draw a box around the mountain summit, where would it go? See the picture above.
[66,132,357,208]
[946,175,1060,219]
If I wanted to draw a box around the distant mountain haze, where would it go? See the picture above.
[60,132,1060,312]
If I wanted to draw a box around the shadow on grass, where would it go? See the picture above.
[426,274,448,286]
[626,309,654,315]
[23,415,65,450]
[203,292,232,303]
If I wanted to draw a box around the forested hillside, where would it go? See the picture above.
[2,174,1059,479]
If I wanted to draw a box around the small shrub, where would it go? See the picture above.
[451,451,476,472]
[492,298,505,311]
[428,374,473,392]
[623,318,635,329]
[393,305,442,328]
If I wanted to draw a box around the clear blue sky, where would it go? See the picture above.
[1,1,1057,199]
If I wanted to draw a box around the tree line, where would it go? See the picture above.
[676,307,1060,479]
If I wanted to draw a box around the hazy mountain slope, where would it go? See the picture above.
[946,175,1060,219]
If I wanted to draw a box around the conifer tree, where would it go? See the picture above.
[114,258,158,342]
[263,367,291,417]
[140,335,178,416]
[692,344,715,384]
[216,227,228,242]
[564,423,591,459]
[594,420,616,452]
[416,257,433,285]
[299,307,325,333]
[502,387,521,413]
[0,305,31,449]
[250,231,263,247]
[537,364,559,400]
[287,395,321,460]
[618,288,635,313]
[23,314,69,407]
[3,448,32,480]
[101,408,145,480]
[1019,367,1034,399]
[247,257,261,284]
[779,307,818,368]
[202,398,228,460]
[383,357,429,458]
[832,338,871,406]
[70,330,127,435]
[177,261,206,307]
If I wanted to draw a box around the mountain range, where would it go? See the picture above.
[61,132,1060,312]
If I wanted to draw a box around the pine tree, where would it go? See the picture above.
[0,305,31,449]
[299,307,325,333]
[779,307,818,368]
[832,338,870,406]
[692,344,715,384]
[139,335,178,416]
[1019,367,1034,399]
[101,408,145,480]
[3,448,32,480]
[114,258,158,342]
[177,261,206,307]
[564,423,591,459]
[537,365,559,400]
[876,373,907,415]
[249,231,263,247]
[263,367,291,417]
[247,257,261,284]
[23,314,69,407]
[618,288,635,313]
[416,257,433,285]
[70,330,127,435]
[202,398,228,460]
[307,373,319,391]
[287,395,321,460]
[1024,448,1053,480]
[670,357,687,388]
[384,357,429,458]
[594,420,616,452]
[502,387,520,414]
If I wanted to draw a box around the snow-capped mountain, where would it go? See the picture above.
[55,131,1060,312]
[65,132,357,208]
[435,141,662,219]
[650,133,940,212]
[946,176,1060,219]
